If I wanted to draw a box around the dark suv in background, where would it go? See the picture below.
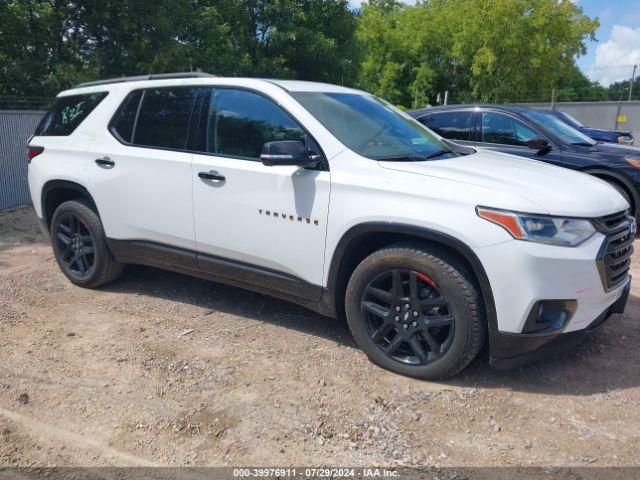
[541,109,634,146]
[409,105,640,221]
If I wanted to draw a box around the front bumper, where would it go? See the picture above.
[489,278,630,369]
[476,230,631,334]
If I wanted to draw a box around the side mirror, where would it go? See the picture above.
[260,140,321,167]
[527,138,552,155]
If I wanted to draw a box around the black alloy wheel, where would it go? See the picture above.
[361,269,454,365]
[345,244,485,379]
[54,213,96,279]
[50,199,123,288]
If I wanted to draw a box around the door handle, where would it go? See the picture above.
[198,170,226,182]
[95,157,115,168]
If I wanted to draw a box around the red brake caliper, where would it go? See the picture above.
[417,273,436,288]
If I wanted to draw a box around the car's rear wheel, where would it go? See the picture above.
[50,199,123,288]
[345,244,485,379]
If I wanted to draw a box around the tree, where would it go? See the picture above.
[607,77,640,101]
[244,0,359,82]
[355,0,599,106]
[555,65,608,102]
[0,0,359,100]
[0,1,92,98]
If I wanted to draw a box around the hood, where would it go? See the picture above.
[379,149,628,217]
[581,127,632,137]
[587,142,640,157]
[569,143,640,167]
[558,142,640,166]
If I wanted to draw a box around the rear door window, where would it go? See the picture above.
[35,92,108,136]
[133,87,199,150]
[419,111,474,141]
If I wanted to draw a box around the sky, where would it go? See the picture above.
[349,0,640,87]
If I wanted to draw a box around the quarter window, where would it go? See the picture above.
[133,88,199,150]
[420,111,473,140]
[207,89,307,159]
[481,112,539,146]
[35,92,108,136]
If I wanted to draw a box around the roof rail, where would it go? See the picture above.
[74,72,216,89]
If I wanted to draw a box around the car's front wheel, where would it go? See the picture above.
[345,244,485,379]
[50,199,123,288]
[606,181,638,223]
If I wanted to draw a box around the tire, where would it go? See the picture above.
[50,199,123,288]
[345,243,485,380]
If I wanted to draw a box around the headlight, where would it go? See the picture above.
[477,207,596,247]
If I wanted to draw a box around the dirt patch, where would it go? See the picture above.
[0,206,639,467]
[0,206,42,247]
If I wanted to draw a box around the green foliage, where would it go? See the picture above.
[555,65,609,102]
[356,0,599,106]
[607,77,640,101]
[0,0,629,107]
[0,0,358,99]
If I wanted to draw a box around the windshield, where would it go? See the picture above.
[523,109,596,146]
[291,92,451,160]
[556,111,583,128]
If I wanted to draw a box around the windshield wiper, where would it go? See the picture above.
[570,142,594,147]
[424,148,454,159]
[376,155,428,162]
[376,149,456,162]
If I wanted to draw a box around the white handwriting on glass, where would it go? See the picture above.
[61,101,85,125]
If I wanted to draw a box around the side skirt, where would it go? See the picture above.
[106,239,336,317]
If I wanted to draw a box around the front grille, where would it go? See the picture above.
[593,210,629,233]
[595,211,635,291]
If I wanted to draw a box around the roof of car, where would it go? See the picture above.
[408,104,537,118]
[267,79,360,93]
[62,73,361,96]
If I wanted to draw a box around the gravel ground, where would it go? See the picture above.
[0,206,639,469]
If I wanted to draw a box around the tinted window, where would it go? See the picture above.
[208,89,306,159]
[555,111,583,129]
[481,112,539,146]
[110,90,142,143]
[292,92,449,161]
[420,111,473,140]
[522,109,595,146]
[35,92,108,136]
[134,88,198,149]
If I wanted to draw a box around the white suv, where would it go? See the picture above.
[27,73,634,379]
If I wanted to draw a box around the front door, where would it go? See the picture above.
[475,110,546,160]
[191,87,330,300]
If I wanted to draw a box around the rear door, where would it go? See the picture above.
[89,86,201,251]
[416,110,477,147]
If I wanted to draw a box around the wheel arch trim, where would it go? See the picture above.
[41,180,99,229]
[326,222,499,334]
